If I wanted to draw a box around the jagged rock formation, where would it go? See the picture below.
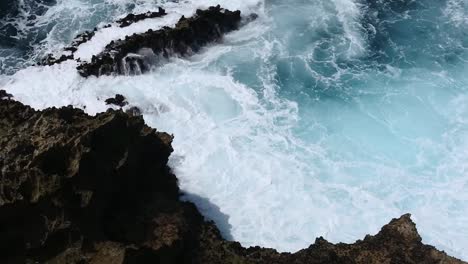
[105,94,128,107]
[0,97,181,263]
[77,6,242,77]
[39,25,99,66]
[0,97,466,264]
[40,7,169,67]
[0,90,13,100]
[116,7,167,28]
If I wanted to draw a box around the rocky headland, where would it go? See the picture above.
[0,93,465,264]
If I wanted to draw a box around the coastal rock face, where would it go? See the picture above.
[0,97,466,264]
[116,7,167,28]
[77,5,241,77]
[0,98,193,263]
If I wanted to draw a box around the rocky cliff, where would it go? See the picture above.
[0,95,465,264]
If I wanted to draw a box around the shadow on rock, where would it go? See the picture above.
[181,192,234,241]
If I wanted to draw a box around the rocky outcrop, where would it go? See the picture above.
[38,6,240,72]
[39,7,168,66]
[116,7,167,28]
[0,97,466,264]
[0,98,187,263]
[105,94,128,107]
[77,6,242,77]
[0,90,13,100]
[39,26,98,66]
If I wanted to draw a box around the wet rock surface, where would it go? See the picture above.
[0,97,193,263]
[0,90,13,100]
[77,5,242,77]
[105,94,128,107]
[0,96,466,264]
[117,7,167,28]
[39,28,97,66]
[39,7,168,67]
[38,6,240,71]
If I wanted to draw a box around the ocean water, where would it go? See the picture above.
[1,0,468,259]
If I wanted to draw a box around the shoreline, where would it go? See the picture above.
[0,94,465,263]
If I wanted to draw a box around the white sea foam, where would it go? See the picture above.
[331,0,367,58]
[1,0,467,261]
[73,13,181,62]
[444,0,468,27]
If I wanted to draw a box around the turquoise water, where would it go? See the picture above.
[1,0,467,259]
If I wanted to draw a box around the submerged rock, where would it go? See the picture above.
[77,5,242,77]
[0,96,465,264]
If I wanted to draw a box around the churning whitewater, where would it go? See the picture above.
[1,0,467,260]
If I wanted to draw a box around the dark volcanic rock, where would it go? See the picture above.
[40,53,74,66]
[117,7,167,28]
[70,29,96,48]
[77,5,242,77]
[105,94,128,107]
[0,98,190,263]
[125,106,142,117]
[0,96,465,264]
[39,29,97,66]
[0,90,13,100]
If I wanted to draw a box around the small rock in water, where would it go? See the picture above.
[0,90,13,100]
[105,94,128,107]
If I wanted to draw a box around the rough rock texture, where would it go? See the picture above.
[40,53,74,66]
[105,94,128,107]
[116,7,167,28]
[0,98,190,263]
[38,6,240,71]
[0,97,466,264]
[0,90,13,100]
[39,27,97,66]
[77,6,242,77]
[39,7,168,66]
